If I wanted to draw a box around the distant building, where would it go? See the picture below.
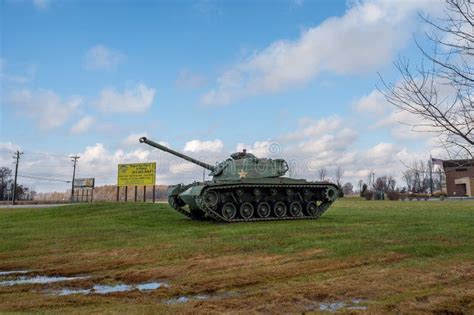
[442,160,474,197]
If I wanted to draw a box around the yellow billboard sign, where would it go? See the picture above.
[117,162,156,186]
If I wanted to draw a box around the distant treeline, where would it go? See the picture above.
[34,185,169,202]
[94,185,169,201]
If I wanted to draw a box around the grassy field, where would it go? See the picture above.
[0,198,473,314]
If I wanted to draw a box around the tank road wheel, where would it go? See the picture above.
[257,202,271,218]
[203,191,219,209]
[289,201,303,217]
[240,202,254,219]
[221,203,237,220]
[273,201,287,218]
[306,201,319,217]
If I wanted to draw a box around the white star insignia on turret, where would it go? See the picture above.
[238,169,248,179]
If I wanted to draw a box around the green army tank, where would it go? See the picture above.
[140,137,338,222]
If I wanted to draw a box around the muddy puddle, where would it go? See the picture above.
[1,270,168,296]
[166,291,237,304]
[0,270,31,276]
[0,273,88,286]
[52,282,169,296]
[317,299,367,312]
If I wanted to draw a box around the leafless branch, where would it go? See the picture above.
[380,0,474,158]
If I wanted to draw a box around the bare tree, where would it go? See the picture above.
[381,0,473,158]
[318,168,327,181]
[372,175,397,193]
[402,160,433,193]
[342,182,353,195]
[387,176,396,192]
[0,167,12,201]
[367,170,375,188]
[402,169,414,191]
[334,166,343,187]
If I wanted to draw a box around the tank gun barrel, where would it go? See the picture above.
[139,137,217,172]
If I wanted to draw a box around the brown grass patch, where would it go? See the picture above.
[2,255,472,314]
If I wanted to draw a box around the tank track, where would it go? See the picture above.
[171,183,337,223]
[168,195,207,220]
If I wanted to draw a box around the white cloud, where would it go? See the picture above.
[83,44,125,71]
[70,116,95,134]
[353,90,388,115]
[0,58,36,84]
[122,132,148,146]
[365,142,397,163]
[281,116,343,142]
[184,139,224,153]
[297,128,358,154]
[0,142,21,153]
[9,88,82,130]
[95,83,155,113]
[176,69,208,89]
[277,116,357,162]
[201,0,441,106]
[79,143,152,176]
[169,163,200,175]
[235,141,281,158]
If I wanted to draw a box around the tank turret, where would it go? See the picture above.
[140,136,338,222]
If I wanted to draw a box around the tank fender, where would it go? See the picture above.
[179,185,206,209]
[166,184,186,197]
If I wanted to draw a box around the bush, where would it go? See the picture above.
[386,191,400,200]
[338,186,344,198]
[407,193,431,201]
[432,191,447,199]
[374,191,384,200]
[364,191,374,200]
[415,193,430,200]
[400,193,407,201]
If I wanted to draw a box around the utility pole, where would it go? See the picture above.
[12,150,23,205]
[70,155,80,203]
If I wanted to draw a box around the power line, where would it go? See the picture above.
[21,171,72,177]
[21,165,71,169]
[18,175,70,183]
[0,147,69,158]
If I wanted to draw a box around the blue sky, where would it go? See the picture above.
[0,0,445,192]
